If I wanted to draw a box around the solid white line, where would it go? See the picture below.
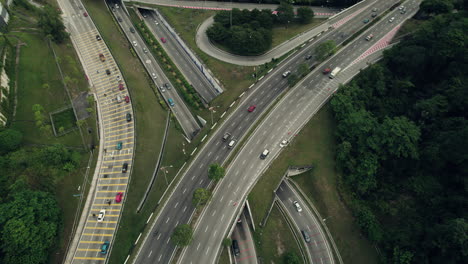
[201,135,207,142]
[211,122,217,129]
[239,92,245,98]
[166,217,170,223]
[174,202,179,208]
[134,233,142,245]
[148,250,152,258]
[229,101,235,108]
[146,212,153,224]
[190,148,197,156]
[220,111,226,118]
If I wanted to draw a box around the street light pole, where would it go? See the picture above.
[160,165,173,185]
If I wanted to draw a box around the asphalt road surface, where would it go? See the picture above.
[131,0,410,263]
[111,1,201,139]
[58,0,136,263]
[230,212,258,264]
[276,180,333,264]
[139,8,220,103]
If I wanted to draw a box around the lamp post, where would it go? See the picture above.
[209,106,220,125]
[160,165,173,185]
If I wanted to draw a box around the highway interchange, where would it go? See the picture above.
[61,0,421,263]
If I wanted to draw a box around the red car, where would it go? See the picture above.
[83,12,88,17]
[115,192,123,203]
[125,96,130,103]
[248,105,256,112]
[160,37,166,43]
[323,68,331,74]
[118,83,124,90]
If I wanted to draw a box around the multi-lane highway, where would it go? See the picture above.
[59,0,135,263]
[139,8,220,103]
[111,1,201,139]
[230,211,258,264]
[132,1,407,263]
[178,1,421,263]
[277,180,333,264]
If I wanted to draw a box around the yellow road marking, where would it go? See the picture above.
[77,248,101,252]
[86,221,117,224]
[97,183,127,186]
[83,233,114,236]
[85,227,115,230]
[78,241,104,244]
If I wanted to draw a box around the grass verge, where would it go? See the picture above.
[254,205,302,264]
[5,7,99,263]
[218,247,230,264]
[271,18,326,48]
[249,104,379,263]
[52,108,76,131]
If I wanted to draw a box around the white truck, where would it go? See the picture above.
[329,67,341,79]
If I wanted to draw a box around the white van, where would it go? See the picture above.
[116,95,122,103]
[228,140,236,148]
[260,149,269,159]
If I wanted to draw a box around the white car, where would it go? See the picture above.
[293,201,302,212]
[399,6,404,10]
[282,71,291,78]
[152,73,157,79]
[116,75,121,81]
[389,17,395,23]
[97,209,106,222]
[280,140,289,148]
[132,41,137,47]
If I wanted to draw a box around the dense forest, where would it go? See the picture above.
[330,2,467,264]
[207,3,314,55]
[0,129,82,264]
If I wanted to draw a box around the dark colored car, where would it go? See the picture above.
[248,105,256,112]
[122,163,128,173]
[125,96,130,103]
[232,240,240,256]
[322,68,331,74]
[302,230,311,243]
[119,83,124,90]
[96,35,102,41]
[117,17,123,22]
[164,83,171,90]
[83,12,88,17]
[130,27,135,33]
[161,37,166,43]
[222,132,231,142]
[126,113,132,122]
[305,54,312,60]
[106,69,111,75]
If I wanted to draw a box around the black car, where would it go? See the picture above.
[305,54,312,60]
[232,240,240,256]
[106,69,111,75]
[122,163,128,173]
[117,17,123,22]
[222,132,231,142]
[164,83,171,90]
[126,113,132,122]
[301,230,311,243]
[130,27,135,33]
[96,35,102,41]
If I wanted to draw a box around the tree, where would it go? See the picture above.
[296,7,314,24]
[192,188,211,208]
[206,22,229,43]
[376,116,420,159]
[37,5,69,43]
[0,129,23,154]
[275,2,294,25]
[283,251,301,264]
[171,224,193,246]
[0,189,61,264]
[420,0,454,15]
[208,164,225,181]
[314,40,337,61]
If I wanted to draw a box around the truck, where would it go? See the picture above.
[329,67,341,79]
[99,53,105,62]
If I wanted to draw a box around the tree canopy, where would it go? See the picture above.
[171,224,193,246]
[208,163,225,181]
[37,5,69,43]
[192,188,211,208]
[330,6,468,263]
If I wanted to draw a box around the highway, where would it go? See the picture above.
[131,1,407,263]
[58,0,136,263]
[111,1,201,139]
[178,1,421,263]
[276,180,333,264]
[139,7,220,103]
[230,211,258,264]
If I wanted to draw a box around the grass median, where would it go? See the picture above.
[254,205,302,263]
[248,104,379,263]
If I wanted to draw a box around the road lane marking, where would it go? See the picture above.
[174,202,179,208]
[166,217,170,223]
[148,250,152,258]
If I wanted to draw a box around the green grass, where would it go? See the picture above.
[271,18,326,47]
[218,247,231,264]
[5,8,100,264]
[254,206,302,264]
[249,104,379,263]
[52,108,76,132]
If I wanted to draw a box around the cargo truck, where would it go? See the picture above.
[329,67,341,79]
